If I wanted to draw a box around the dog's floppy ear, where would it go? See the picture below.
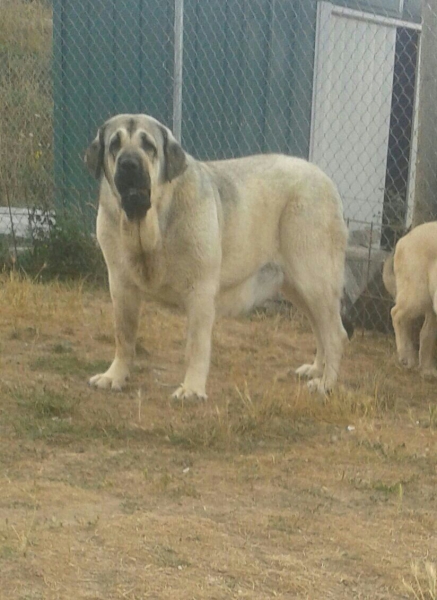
[161,127,187,183]
[84,127,105,179]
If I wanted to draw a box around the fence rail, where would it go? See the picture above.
[0,0,435,331]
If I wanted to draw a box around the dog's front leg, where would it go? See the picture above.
[90,281,142,391]
[172,286,216,401]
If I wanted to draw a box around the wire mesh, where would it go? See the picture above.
[0,0,434,331]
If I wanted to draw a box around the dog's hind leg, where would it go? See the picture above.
[280,258,347,394]
[418,289,437,379]
[282,283,325,380]
[279,205,348,393]
[307,308,346,394]
[420,288,437,379]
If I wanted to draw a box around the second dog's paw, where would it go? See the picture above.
[421,368,437,380]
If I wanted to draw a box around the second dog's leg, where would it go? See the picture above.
[391,303,418,369]
[419,311,437,378]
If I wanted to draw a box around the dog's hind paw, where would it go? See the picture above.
[172,384,207,402]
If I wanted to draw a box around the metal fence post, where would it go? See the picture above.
[173,0,184,142]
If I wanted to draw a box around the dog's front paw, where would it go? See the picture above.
[171,384,207,402]
[89,361,130,392]
[306,377,331,395]
[295,363,323,380]
[398,354,417,370]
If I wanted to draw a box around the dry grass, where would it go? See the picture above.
[1,275,437,599]
[0,0,52,55]
[404,562,437,600]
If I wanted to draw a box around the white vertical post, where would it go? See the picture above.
[412,0,437,226]
[173,0,184,142]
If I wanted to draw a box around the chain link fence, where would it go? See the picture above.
[0,0,435,330]
[0,1,53,252]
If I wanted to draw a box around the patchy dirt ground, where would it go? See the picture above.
[0,275,436,599]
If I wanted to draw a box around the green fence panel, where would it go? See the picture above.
[53,0,420,214]
[54,0,173,217]
[182,0,317,160]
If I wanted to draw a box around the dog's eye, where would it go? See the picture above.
[109,135,121,157]
[140,134,156,155]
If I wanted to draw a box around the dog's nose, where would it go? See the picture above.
[118,154,140,172]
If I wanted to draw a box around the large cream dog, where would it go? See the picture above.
[383,221,437,378]
[85,114,349,398]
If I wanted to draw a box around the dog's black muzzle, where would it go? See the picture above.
[114,153,151,221]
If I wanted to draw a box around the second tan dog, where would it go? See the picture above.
[383,221,437,378]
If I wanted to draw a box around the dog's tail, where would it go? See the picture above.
[382,252,396,299]
[341,314,355,340]
[382,225,413,299]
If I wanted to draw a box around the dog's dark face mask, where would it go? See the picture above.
[85,115,188,222]
[114,151,151,221]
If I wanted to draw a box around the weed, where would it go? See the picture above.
[8,509,37,557]
[166,384,303,451]
[93,332,113,345]
[155,470,200,499]
[0,270,86,328]
[16,389,79,419]
[120,499,143,515]
[30,354,109,378]
[268,514,301,535]
[404,561,437,599]
[0,545,16,560]
[429,404,437,429]
[372,480,404,497]
[17,210,107,283]
[51,341,73,354]
[152,544,191,569]
[9,386,81,441]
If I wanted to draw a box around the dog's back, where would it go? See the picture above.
[383,223,436,300]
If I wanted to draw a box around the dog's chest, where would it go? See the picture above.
[126,247,158,285]
[122,239,185,307]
